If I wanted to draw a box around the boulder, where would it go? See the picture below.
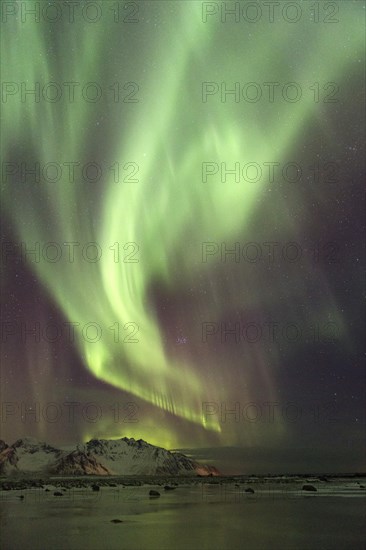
[302,484,317,492]
[110,519,123,524]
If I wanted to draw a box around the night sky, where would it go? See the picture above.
[1,0,365,474]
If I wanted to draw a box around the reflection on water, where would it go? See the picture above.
[1,485,365,549]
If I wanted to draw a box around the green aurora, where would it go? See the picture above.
[1,1,364,453]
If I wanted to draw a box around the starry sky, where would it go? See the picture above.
[1,0,365,474]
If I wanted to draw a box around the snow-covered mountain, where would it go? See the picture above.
[0,437,63,475]
[0,437,220,476]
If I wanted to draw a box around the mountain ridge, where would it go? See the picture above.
[0,437,220,477]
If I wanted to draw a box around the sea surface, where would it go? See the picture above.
[1,478,365,549]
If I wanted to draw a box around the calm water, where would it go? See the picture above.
[1,484,365,549]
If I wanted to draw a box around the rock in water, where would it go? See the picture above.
[92,484,100,492]
[302,484,317,492]
[149,490,160,497]
[164,485,176,491]
[245,488,255,493]
[53,492,63,496]
[110,519,123,524]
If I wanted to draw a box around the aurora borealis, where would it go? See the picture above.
[1,0,365,473]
